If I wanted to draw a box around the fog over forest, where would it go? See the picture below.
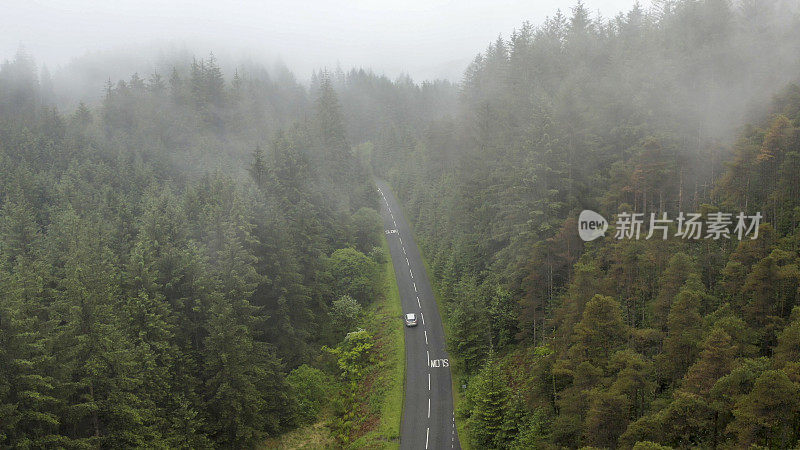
[3,1,649,81]
[3,1,800,448]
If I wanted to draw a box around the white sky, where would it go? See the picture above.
[2,0,649,81]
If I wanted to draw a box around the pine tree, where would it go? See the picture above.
[147,72,165,94]
[248,145,267,187]
[202,292,291,446]
[742,254,780,327]
[204,53,225,108]
[168,67,185,104]
[0,197,40,268]
[120,241,181,444]
[467,354,509,448]
[659,277,704,383]
[774,306,800,368]
[571,294,627,363]
[449,276,491,373]
[730,370,800,447]
[583,389,629,448]
[314,72,353,187]
[608,349,654,419]
[499,392,528,446]
[652,252,694,331]
[682,328,737,396]
[658,391,715,447]
[0,257,60,447]
[49,211,151,447]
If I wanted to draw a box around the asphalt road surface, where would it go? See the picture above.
[376,180,460,450]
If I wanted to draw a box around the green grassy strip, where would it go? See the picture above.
[262,420,334,449]
[349,234,405,449]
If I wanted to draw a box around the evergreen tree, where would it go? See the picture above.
[0,256,60,447]
[658,277,704,383]
[449,276,491,373]
[730,370,800,447]
[682,328,737,396]
[571,295,627,363]
[467,353,509,448]
[203,292,292,446]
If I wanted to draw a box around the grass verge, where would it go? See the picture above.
[262,420,335,449]
[348,234,405,448]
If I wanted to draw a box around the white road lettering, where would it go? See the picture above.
[430,358,450,368]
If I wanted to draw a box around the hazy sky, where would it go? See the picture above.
[3,0,649,81]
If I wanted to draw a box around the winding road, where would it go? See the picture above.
[376,180,460,450]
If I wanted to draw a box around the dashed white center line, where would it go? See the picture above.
[382,183,458,449]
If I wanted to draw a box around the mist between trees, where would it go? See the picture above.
[2,0,800,448]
